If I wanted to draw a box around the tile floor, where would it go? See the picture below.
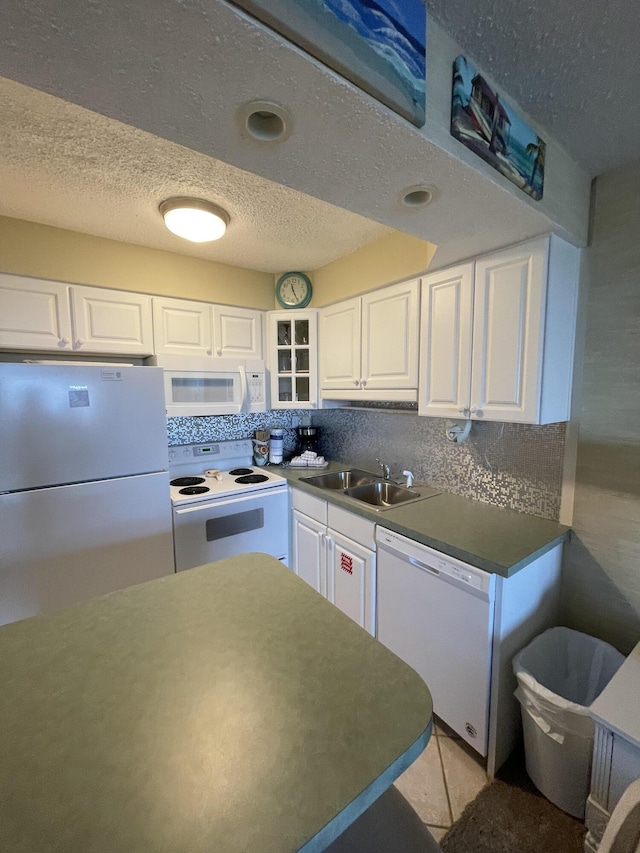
[394,717,489,843]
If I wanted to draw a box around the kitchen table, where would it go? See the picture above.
[0,554,433,853]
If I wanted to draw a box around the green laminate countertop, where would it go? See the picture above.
[279,464,569,578]
[0,554,433,853]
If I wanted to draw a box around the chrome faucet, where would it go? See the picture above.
[375,458,391,480]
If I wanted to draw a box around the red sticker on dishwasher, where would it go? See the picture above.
[340,553,353,574]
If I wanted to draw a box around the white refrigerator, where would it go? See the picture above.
[0,363,175,626]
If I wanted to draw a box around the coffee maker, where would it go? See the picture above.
[296,425,320,455]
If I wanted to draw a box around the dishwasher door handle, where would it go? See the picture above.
[408,556,440,576]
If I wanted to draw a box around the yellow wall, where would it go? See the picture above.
[0,216,275,309]
[309,231,437,306]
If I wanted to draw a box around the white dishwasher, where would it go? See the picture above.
[376,527,496,755]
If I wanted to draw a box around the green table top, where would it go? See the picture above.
[281,464,569,577]
[0,555,433,853]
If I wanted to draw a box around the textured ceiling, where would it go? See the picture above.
[0,78,391,273]
[426,0,639,177]
[0,0,594,273]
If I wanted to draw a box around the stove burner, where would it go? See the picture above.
[235,474,269,485]
[228,468,254,476]
[178,486,210,495]
[171,476,206,487]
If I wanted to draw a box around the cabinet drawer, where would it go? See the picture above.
[291,488,327,524]
[327,504,375,550]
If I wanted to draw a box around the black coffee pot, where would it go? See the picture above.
[296,426,320,454]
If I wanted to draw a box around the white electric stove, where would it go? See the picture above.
[168,440,289,571]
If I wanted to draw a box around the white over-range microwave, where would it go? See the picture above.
[148,355,267,416]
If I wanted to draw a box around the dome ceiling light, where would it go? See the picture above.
[159,197,230,242]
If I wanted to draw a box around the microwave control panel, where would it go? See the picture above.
[248,373,266,405]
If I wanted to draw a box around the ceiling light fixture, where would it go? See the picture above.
[398,185,438,210]
[236,100,293,143]
[159,197,230,242]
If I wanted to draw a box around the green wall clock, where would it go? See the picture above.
[275,271,313,309]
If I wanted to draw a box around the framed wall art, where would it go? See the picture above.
[451,55,545,200]
[232,0,427,127]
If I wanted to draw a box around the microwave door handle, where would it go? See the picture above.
[238,364,249,413]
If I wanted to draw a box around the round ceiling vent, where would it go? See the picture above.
[398,185,438,210]
[236,100,293,144]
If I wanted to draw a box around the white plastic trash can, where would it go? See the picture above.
[513,626,624,819]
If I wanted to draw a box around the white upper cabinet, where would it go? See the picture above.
[267,310,318,409]
[319,278,420,401]
[418,264,473,418]
[152,297,213,357]
[153,297,263,359]
[419,236,581,424]
[70,286,153,355]
[0,274,153,355]
[213,304,263,359]
[318,297,361,390]
[0,274,73,352]
[362,278,420,391]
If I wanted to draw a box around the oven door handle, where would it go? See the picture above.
[238,364,249,413]
[174,487,288,515]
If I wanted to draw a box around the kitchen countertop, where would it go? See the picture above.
[590,640,640,748]
[278,463,570,578]
[0,554,433,853]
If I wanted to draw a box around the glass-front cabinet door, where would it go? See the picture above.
[268,310,318,409]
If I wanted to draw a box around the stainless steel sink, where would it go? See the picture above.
[344,481,423,509]
[301,468,378,490]
[301,468,439,511]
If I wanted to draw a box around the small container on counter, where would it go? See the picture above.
[252,430,270,466]
[252,440,269,466]
[269,428,284,465]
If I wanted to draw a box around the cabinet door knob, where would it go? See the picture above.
[458,406,467,414]
[361,379,367,387]
[206,348,212,356]
[217,347,222,356]
[59,338,70,347]
[76,339,85,347]
[353,380,359,386]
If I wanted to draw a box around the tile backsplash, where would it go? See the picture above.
[167,408,566,520]
[167,410,305,455]
[314,409,566,521]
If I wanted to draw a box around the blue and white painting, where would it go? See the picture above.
[451,56,545,200]
[232,0,426,126]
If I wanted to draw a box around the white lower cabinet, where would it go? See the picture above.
[585,641,640,852]
[326,529,375,636]
[290,489,376,635]
[291,509,326,595]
